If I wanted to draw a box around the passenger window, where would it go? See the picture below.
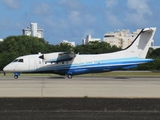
[18,59,23,62]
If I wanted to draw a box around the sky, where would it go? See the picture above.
[0,0,160,45]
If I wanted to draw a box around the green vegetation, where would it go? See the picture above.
[134,48,160,71]
[1,71,160,77]
[76,71,160,77]
[83,96,88,98]
[0,36,48,70]
[74,41,121,54]
[0,35,160,71]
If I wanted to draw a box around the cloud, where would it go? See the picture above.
[40,0,98,43]
[44,17,68,29]
[106,13,124,28]
[127,0,152,15]
[59,0,85,26]
[68,11,82,26]
[125,0,152,27]
[125,13,148,27]
[68,11,97,27]
[59,0,82,11]
[3,0,19,9]
[0,17,24,37]
[105,0,118,8]
[84,14,97,25]
[104,0,123,28]
[33,2,51,15]
[104,0,153,28]
[59,0,97,27]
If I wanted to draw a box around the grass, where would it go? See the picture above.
[1,71,160,77]
[78,71,160,77]
[0,72,58,77]
[76,70,160,77]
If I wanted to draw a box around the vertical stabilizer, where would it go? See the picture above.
[124,27,156,58]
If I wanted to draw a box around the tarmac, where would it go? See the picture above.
[0,97,160,120]
[0,75,160,98]
[0,75,160,119]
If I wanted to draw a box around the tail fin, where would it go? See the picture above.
[124,27,156,58]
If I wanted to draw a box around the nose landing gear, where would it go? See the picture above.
[14,75,18,79]
[14,72,20,79]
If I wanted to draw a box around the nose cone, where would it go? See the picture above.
[3,65,9,72]
[3,64,14,72]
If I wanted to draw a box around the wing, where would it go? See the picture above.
[39,52,76,63]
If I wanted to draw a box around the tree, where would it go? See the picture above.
[148,48,160,58]
[0,35,54,70]
[135,48,160,70]
[73,41,121,54]
[54,43,74,52]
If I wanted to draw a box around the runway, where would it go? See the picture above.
[0,75,160,98]
[0,75,160,119]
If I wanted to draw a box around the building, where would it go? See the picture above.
[82,35,101,45]
[61,40,75,47]
[22,23,43,38]
[103,29,155,49]
[103,29,139,49]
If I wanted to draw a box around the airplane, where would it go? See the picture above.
[3,27,156,79]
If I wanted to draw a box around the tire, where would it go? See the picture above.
[14,75,18,79]
[67,74,72,79]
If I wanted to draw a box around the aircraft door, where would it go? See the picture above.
[29,57,35,70]
[38,58,43,67]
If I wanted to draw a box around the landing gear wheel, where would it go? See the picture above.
[67,74,72,79]
[14,75,18,79]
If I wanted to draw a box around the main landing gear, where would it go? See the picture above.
[66,74,72,79]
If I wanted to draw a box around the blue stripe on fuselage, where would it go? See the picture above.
[34,58,153,75]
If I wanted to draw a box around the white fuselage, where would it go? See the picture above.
[3,27,156,77]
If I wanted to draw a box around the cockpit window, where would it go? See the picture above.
[12,59,24,63]
[18,59,23,62]
[13,59,19,62]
